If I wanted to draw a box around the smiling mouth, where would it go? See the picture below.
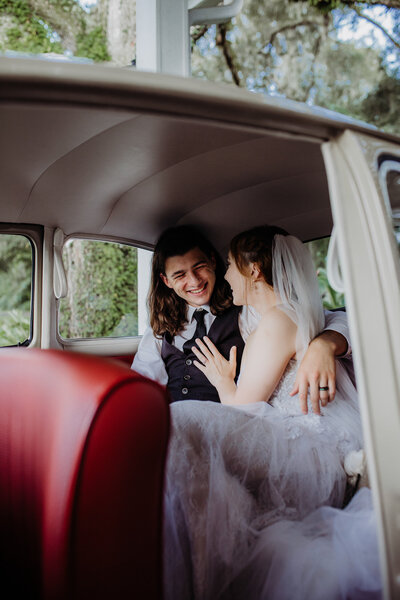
[188,283,207,295]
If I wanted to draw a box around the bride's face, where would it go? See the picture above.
[225,252,250,306]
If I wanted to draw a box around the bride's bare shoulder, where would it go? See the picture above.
[258,306,297,336]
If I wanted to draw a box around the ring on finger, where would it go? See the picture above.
[319,386,329,392]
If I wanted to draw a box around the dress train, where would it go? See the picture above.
[163,360,381,599]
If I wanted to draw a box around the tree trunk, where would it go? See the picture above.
[106,0,136,66]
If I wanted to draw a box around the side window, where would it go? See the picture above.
[306,237,345,310]
[380,159,400,248]
[58,238,152,340]
[0,234,33,347]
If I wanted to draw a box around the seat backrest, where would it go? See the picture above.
[0,348,170,600]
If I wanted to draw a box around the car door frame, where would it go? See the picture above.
[323,130,400,599]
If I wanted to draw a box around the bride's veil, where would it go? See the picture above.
[272,234,325,360]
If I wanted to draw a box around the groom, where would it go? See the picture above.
[132,225,350,414]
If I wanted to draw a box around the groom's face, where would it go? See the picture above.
[161,247,216,307]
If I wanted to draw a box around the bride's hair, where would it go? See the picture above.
[229,225,289,284]
[230,225,325,358]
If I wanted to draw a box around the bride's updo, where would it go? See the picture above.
[230,225,324,357]
[229,225,289,284]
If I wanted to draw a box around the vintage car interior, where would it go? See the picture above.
[1,55,400,598]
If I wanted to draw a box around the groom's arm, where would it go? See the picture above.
[291,310,350,415]
[323,309,350,356]
[131,326,168,385]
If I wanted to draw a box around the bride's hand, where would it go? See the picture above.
[192,337,237,388]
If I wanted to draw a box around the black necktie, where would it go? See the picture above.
[183,309,207,354]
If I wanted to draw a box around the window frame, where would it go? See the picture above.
[57,233,153,357]
[323,132,400,597]
[305,235,345,311]
[378,158,400,230]
[0,224,43,349]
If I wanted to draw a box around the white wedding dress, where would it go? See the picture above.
[163,360,382,600]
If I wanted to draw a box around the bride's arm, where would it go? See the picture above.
[193,308,297,406]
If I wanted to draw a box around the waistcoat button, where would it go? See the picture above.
[184,375,190,380]
[185,358,192,366]
[182,387,189,395]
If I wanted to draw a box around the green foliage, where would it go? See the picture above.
[76,25,110,62]
[59,239,138,339]
[0,235,32,311]
[358,70,400,132]
[0,0,64,54]
[0,234,32,346]
[307,238,345,309]
[0,0,108,61]
[316,266,345,309]
[0,309,30,346]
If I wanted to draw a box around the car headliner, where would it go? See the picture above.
[0,56,398,252]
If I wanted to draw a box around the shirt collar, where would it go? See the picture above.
[187,304,210,322]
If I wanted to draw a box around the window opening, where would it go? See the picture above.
[380,160,400,251]
[306,237,345,310]
[58,238,152,340]
[0,234,33,347]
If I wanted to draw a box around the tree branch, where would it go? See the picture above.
[346,0,400,8]
[191,25,209,45]
[260,20,320,54]
[216,24,242,86]
[27,0,87,53]
[354,5,400,48]
[290,0,400,10]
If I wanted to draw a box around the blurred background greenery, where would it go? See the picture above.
[0,235,32,346]
[59,239,138,339]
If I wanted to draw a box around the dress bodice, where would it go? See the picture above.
[269,359,299,412]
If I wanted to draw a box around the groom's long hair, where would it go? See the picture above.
[149,226,232,337]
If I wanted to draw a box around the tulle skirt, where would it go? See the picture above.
[239,487,381,600]
[163,391,379,600]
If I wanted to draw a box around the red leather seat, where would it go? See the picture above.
[0,349,170,600]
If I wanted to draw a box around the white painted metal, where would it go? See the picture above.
[137,248,153,336]
[61,336,141,357]
[189,0,244,26]
[42,227,62,350]
[53,228,67,299]
[136,0,244,75]
[136,0,190,76]
[188,0,223,8]
[323,131,400,599]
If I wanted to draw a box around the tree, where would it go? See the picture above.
[59,239,138,339]
[0,234,32,346]
[292,0,400,58]
[191,0,400,133]
[0,0,133,64]
[0,234,32,311]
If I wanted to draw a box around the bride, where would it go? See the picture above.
[163,225,381,600]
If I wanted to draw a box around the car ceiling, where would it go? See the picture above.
[0,57,387,252]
